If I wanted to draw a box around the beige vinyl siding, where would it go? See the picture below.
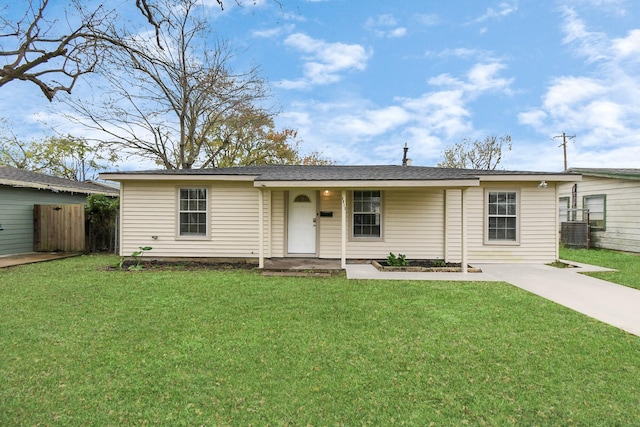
[445,189,462,262]
[318,192,342,258]
[120,181,260,258]
[343,189,446,260]
[270,190,285,257]
[463,183,558,263]
[559,176,640,252]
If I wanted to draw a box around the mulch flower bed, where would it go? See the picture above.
[372,259,482,273]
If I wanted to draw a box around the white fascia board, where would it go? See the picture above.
[99,173,258,182]
[0,179,114,195]
[478,174,581,182]
[254,179,480,188]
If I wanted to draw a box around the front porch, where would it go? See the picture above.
[262,257,343,276]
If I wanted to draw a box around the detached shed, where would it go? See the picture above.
[0,166,119,256]
[559,168,640,253]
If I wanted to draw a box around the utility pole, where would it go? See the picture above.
[553,132,575,171]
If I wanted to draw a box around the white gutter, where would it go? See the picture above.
[99,173,259,182]
[254,179,481,188]
[0,179,117,196]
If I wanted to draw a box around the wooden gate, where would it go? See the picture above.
[34,204,86,252]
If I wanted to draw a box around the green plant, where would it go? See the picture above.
[431,259,446,268]
[387,252,408,266]
[119,246,152,270]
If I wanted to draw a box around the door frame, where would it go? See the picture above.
[285,190,319,257]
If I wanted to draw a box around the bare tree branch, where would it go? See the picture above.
[1,0,282,101]
[437,135,512,170]
[63,0,324,169]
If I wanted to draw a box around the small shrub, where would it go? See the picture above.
[387,252,408,267]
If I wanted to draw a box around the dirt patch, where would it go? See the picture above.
[103,259,258,272]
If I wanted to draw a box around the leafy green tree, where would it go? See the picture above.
[0,134,117,180]
[204,106,333,167]
[86,194,119,252]
[437,135,512,170]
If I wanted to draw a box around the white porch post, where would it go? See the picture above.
[461,187,468,274]
[341,190,347,269]
[554,183,560,261]
[443,189,449,263]
[258,188,264,269]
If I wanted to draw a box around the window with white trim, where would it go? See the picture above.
[179,188,208,237]
[353,190,381,238]
[584,194,605,230]
[487,191,518,242]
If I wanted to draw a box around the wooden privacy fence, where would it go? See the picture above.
[33,204,86,252]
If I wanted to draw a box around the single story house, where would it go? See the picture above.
[101,165,578,271]
[0,165,119,256]
[559,168,640,253]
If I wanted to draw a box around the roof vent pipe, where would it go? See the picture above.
[402,143,409,167]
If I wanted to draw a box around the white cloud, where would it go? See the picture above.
[365,14,408,38]
[414,13,439,27]
[278,33,371,89]
[518,8,640,168]
[611,29,640,60]
[280,61,513,166]
[425,47,496,61]
[428,62,514,96]
[543,76,606,110]
[252,24,295,38]
[517,110,547,128]
[473,1,518,23]
[560,7,609,62]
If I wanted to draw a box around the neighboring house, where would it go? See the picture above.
[101,165,578,270]
[559,168,640,253]
[0,165,119,256]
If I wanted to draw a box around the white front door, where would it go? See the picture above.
[288,190,317,254]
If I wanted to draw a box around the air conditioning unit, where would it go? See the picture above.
[560,222,589,249]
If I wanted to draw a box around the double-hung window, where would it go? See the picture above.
[584,195,605,230]
[179,188,208,237]
[487,190,518,242]
[353,190,381,238]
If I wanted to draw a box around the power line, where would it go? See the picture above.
[553,132,575,171]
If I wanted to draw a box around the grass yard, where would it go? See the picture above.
[1,255,639,426]
[560,246,640,290]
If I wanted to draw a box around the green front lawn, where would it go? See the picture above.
[1,255,639,425]
[560,246,640,289]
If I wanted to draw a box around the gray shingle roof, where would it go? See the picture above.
[102,165,573,181]
[567,168,640,180]
[0,165,119,196]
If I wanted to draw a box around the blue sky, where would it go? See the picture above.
[2,0,640,171]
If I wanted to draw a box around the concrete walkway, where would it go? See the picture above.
[345,261,640,336]
[0,252,80,268]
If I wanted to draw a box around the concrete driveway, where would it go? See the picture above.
[346,261,640,336]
